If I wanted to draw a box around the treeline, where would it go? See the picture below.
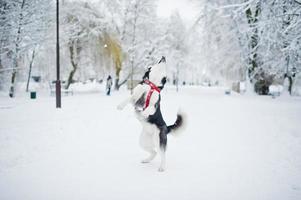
[0,0,300,97]
[196,0,301,95]
[0,0,188,97]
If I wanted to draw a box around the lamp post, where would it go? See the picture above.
[56,0,61,108]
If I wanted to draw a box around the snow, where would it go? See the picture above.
[0,86,301,200]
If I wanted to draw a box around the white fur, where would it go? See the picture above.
[169,109,187,137]
[148,63,167,86]
[117,61,169,172]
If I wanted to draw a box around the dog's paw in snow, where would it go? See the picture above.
[158,167,165,172]
[117,104,124,110]
[141,152,156,163]
[141,159,151,163]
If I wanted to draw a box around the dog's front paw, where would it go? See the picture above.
[117,104,124,110]
[158,167,165,172]
[141,159,150,164]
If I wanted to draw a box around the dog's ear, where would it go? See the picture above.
[158,56,166,64]
[142,67,151,80]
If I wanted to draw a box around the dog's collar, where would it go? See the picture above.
[144,80,161,93]
[143,80,161,110]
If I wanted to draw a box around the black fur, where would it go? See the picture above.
[147,96,168,150]
[158,56,166,63]
[147,95,182,151]
[142,67,151,81]
[141,56,181,151]
[167,115,183,133]
[159,126,168,150]
[147,96,166,127]
[158,77,167,90]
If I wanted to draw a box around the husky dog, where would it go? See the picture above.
[117,56,185,172]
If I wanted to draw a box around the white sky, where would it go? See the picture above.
[156,0,199,22]
[87,0,200,23]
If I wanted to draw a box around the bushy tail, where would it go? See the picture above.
[167,111,187,136]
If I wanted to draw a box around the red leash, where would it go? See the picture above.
[143,80,161,110]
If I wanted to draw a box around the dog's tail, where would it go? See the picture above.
[167,110,187,136]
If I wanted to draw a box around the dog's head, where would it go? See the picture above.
[143,56,167,89]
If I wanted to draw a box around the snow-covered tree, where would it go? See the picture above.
[0,0,53,97]
[118,0,160,91]
[164,11,188,90]
[192,1,244,87]
[194,0,301,94]
[60,1,108,89]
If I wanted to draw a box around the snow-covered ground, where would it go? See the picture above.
[0,86,301,200]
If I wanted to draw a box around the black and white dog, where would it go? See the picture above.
[117,57,185,172]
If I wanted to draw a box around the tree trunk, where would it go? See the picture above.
[245,2,261,81]
[9,0,26,98]
[114,78,120,90]
[113,6,130,91]
[288,76,293,95]
[128,2,138,94]
[115,78,129,91]
[26,48,36,92]
[115,73,130,90]
[114,61,122,90]
[283,1,293,95]
[66,68,77,89]
[130,58,134,94]
[9,70,17,97]
[66,40,78,89]
[0,41,3,70]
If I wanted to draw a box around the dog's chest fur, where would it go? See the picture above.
[146,96,166,127]
[133,83,166,128]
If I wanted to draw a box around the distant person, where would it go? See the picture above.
[106,75,113,96]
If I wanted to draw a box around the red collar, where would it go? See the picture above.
[143,80,161,110]
[144,80,161,93]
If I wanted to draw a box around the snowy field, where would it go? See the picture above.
[0,86,301,200]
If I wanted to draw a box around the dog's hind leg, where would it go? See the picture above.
[158,148,166,172]
[158,127,167,172]
[139,130,157,163]
[141,150,156,163]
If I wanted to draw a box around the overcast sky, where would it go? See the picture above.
[157,0,199,22]
[87,0,200,23]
